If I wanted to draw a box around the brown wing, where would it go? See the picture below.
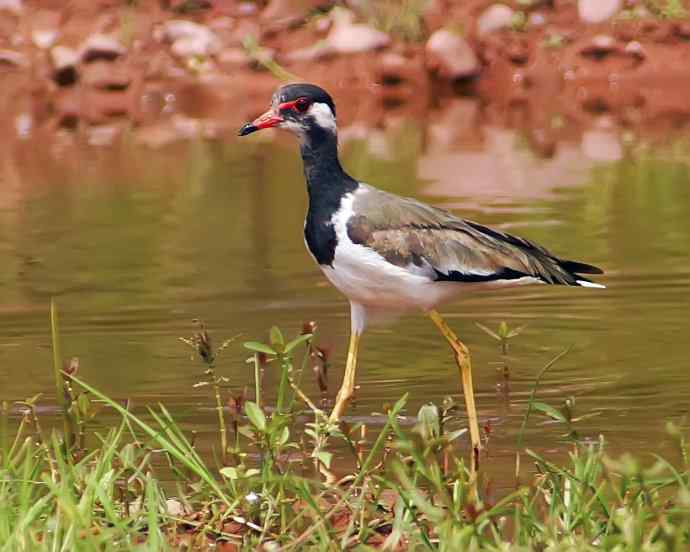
[348,186,603,286]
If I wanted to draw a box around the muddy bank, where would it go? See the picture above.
[2,0,690,153]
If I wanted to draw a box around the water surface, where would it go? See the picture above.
[1,118,689,486]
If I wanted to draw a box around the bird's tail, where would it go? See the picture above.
[558,259,606,288]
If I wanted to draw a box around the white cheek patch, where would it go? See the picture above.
[281,119,307,134]
[308,102,337,133]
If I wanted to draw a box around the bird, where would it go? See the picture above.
[239,83,604,469]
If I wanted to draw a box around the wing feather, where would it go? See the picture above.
[348,186,603,286]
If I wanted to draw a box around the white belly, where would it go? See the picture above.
[321,238,459,312]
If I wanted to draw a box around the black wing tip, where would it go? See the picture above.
[559,259,604,275]
[434,267,531,284]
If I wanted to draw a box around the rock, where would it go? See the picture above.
[506,40,529,64]
[421,0,445,34]
[53,89,81,129]
[674,21,690,39]
[426,28,480,80]
[379,52,412,80]
[50,46,79,86]
[160,20,220,58]
[378,51,427,98]
[478,4,515,36]
[624,40,644,59]
[237,2,258,16]
[581,128,623,161]
[166,498,187,517]
[528,12,546,28]
[81,61,131,90]
[30,10,60,49]
[15,113,32,139]
[580,34,618,57]
[325,8,389,54]
[136,115,203,148]
[0,0,22,15]
[577,0,622,24]
[32,29,58,49]
[80,34,126,63]
[218,47,250,68]
[171,36,217,58]
[0,49,27,67]
[86,125,120,147]
[81,89,132,123]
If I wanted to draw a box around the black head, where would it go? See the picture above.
[238,83,337,138]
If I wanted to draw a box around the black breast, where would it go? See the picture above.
[299,131,358,266]
[304,207,338,266]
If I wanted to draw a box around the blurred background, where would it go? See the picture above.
[2,0,690,487]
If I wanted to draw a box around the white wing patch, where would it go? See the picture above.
[577,280,606,289]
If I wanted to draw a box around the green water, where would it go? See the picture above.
[1,122,690,485]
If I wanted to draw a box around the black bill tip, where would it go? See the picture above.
[238,123,257,137]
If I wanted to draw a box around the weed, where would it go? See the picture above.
[1,305,689,549]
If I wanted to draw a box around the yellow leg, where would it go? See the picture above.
[329,332,360,423]
[428,310,482,472]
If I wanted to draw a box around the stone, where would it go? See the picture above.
[80,34,126,63]
[50,46,79,86]
[218,47,250,67]
[81,61,131,90]
[30,10,60,49]
[166,498,187,517]
[81,89,132,123]
[325,7,389,54]
[577,0,622,24]
[87,125,120,147]
[160,20,220,58]
[0,48,27,67]
[580,34,618,57]
[136,115,203,148]
[581,129,623,161]
[674,21,690,39]
[0,0,22,15]
[52,88,81,129]
[32,29,58,49]
[237,2,258,16]
[421,0,445,34]
[478,4,515,36]
[624,40,645,59]
[528,12,546,28]
[15,113,32,139]
[426,28,480,80]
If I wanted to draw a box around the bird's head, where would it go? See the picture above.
[238,83,337,142]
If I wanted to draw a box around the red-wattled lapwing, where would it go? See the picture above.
[239,83,604,468]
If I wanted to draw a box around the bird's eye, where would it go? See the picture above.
[295,97,310,113]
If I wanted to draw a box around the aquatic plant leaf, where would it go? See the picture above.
[314,450,333,469]
[220,466,239,480]
[244,341,276,355]
[531,402,567,423]
[475,322,501,341]
[270,326,284,348]
[446,428,468,442]
[244,401,266,432]
[416,403,440,442]
[284,333,312,354]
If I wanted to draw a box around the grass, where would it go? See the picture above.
[646,0,689,19]
[1,306,689,550]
